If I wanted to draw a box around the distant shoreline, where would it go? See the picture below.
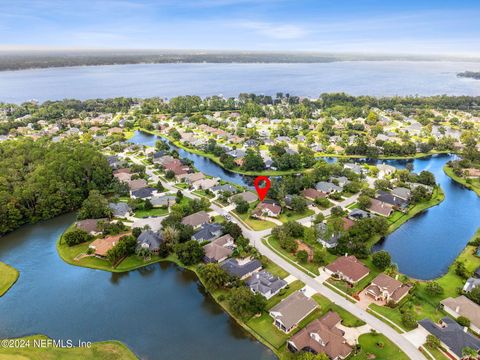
[1,50,480,72]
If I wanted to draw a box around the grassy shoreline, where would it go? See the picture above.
[444,164,480,196]
[0,261,19,296]
[0,334,137,359]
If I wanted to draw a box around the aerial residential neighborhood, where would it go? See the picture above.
[1,1,480,360]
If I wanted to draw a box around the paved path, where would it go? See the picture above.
[127,153,425,360]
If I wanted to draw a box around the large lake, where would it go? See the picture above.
[1,61,480,103]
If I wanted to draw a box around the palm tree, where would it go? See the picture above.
[162,226,179,245]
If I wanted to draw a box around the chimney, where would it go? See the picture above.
[455,306,460,313]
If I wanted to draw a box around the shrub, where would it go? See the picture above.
[64,228,93,246]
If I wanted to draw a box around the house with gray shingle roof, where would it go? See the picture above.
[136,230,164,253]
[419,317,480,359]
[220,258,262,280]
[246,271,287,299]
[109,202,131,218]
[192,223,223,242]
[315,181,342,194]
[269,291,318,333]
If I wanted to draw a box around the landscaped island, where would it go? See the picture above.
[0,261,19,296]
[0,334,137,359]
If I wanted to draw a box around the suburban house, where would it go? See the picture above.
[315,181,342,194]
[269,291,318,333]
[127,179,148,191]
[246,270,288,299]
[365,274,412,304]
[252,202,282,218]
[419,317,480,359]
[301,188,326,201]
[348,209,371,220]
[211,184,238,195]
[89,233,129,258]
[344,163,363,175]
[109,202,132,218]
[203,234,235,263]
[114,172,132,182]
[179,172,205,184]
[325,255,370,285]
[76,218,106,236]
[376,191,409,211]
[441,296,480,333]
[367,198,394,217]
[377,164,396,178]
[287,311,353,359]
[329,176,350,188]
[231,191,258,204]
[150,195,176,207]
[391,187,412,200]
[192,222,223,242]
[192,178,219,190]
[220,257,262,280]
[131,187,156,199]
[316,222,340,249]
[136,230,164,253]
[463,277,480,293]
[181,211,210,228]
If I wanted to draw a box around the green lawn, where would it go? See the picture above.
[0,262,19,296]
[233,211,276,231]
[387,187,445,233]
[313,294,366,327]
[192,190,215,199]
[351,333,409,360]
[0,335,137,360]
[133,207,169,217]
[278,209,314,224]
[444,165,480,196]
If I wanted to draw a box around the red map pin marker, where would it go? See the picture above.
[254,176,271,201]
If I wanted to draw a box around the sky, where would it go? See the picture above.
[0,0,480,56]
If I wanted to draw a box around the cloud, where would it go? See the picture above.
[237,21,308,39]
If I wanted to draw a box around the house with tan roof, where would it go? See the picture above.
[441,295,480,334]
[192,178,219,190]
[301,188,326,201]
[288,311,353,360]
[127,178,148,191]
[177,172,205,184]
[203,234,235,263]
[231,191,257,204]
[325,255,370,285]
[76,218,107,236]
[251,202,282,218]
[367,198,394,217]
[89,233,130,258]
[365,273,412,304]
[181,211,210,228]
[269,291,318,333]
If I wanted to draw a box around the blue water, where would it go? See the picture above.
[129,131,480,279]
[1,61,480,103]
[0,214,275,360]
[128,130,250,187]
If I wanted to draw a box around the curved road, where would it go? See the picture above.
[135,155,425,360]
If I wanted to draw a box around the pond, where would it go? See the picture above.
[0,214,275,360]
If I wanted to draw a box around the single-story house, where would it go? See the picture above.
[441,296,480,334]
[348,209,371,220]
[136,230,164,253]
[210,184,237,195]
[127,179,148,191]
[89,233,130,258]
[76,218,107,236]
[246,270,287,299]
[192,178,219,190]
[325,255,370,285]
[329,176,350,188]
[192,223,223,242]
[203,234,235,263]
[376,191,409,210]
[114,172,132,182]
[252,202,282,218]
[231,191,258,204]
[367,198,394,217]
[344,163,363,175]
[419,317,480,359]
[178,172,205,184]
[315,181,342,194]
[463,277,480,293]
[220,257,262,280]
[301,188,327,201]
[109,202,132,218]
[377,164,396,178]
[181,211,211,228]
[150,195,176,207]
[287,311,353,359]
[269,291,318,333]
[391,187,411,200]
[365,273,412,304]
[316,223,340,249]
[131,187,156,199]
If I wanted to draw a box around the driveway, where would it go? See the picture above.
[337,323,372,346]
[403,327,429,348]
[357,289,386,310]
